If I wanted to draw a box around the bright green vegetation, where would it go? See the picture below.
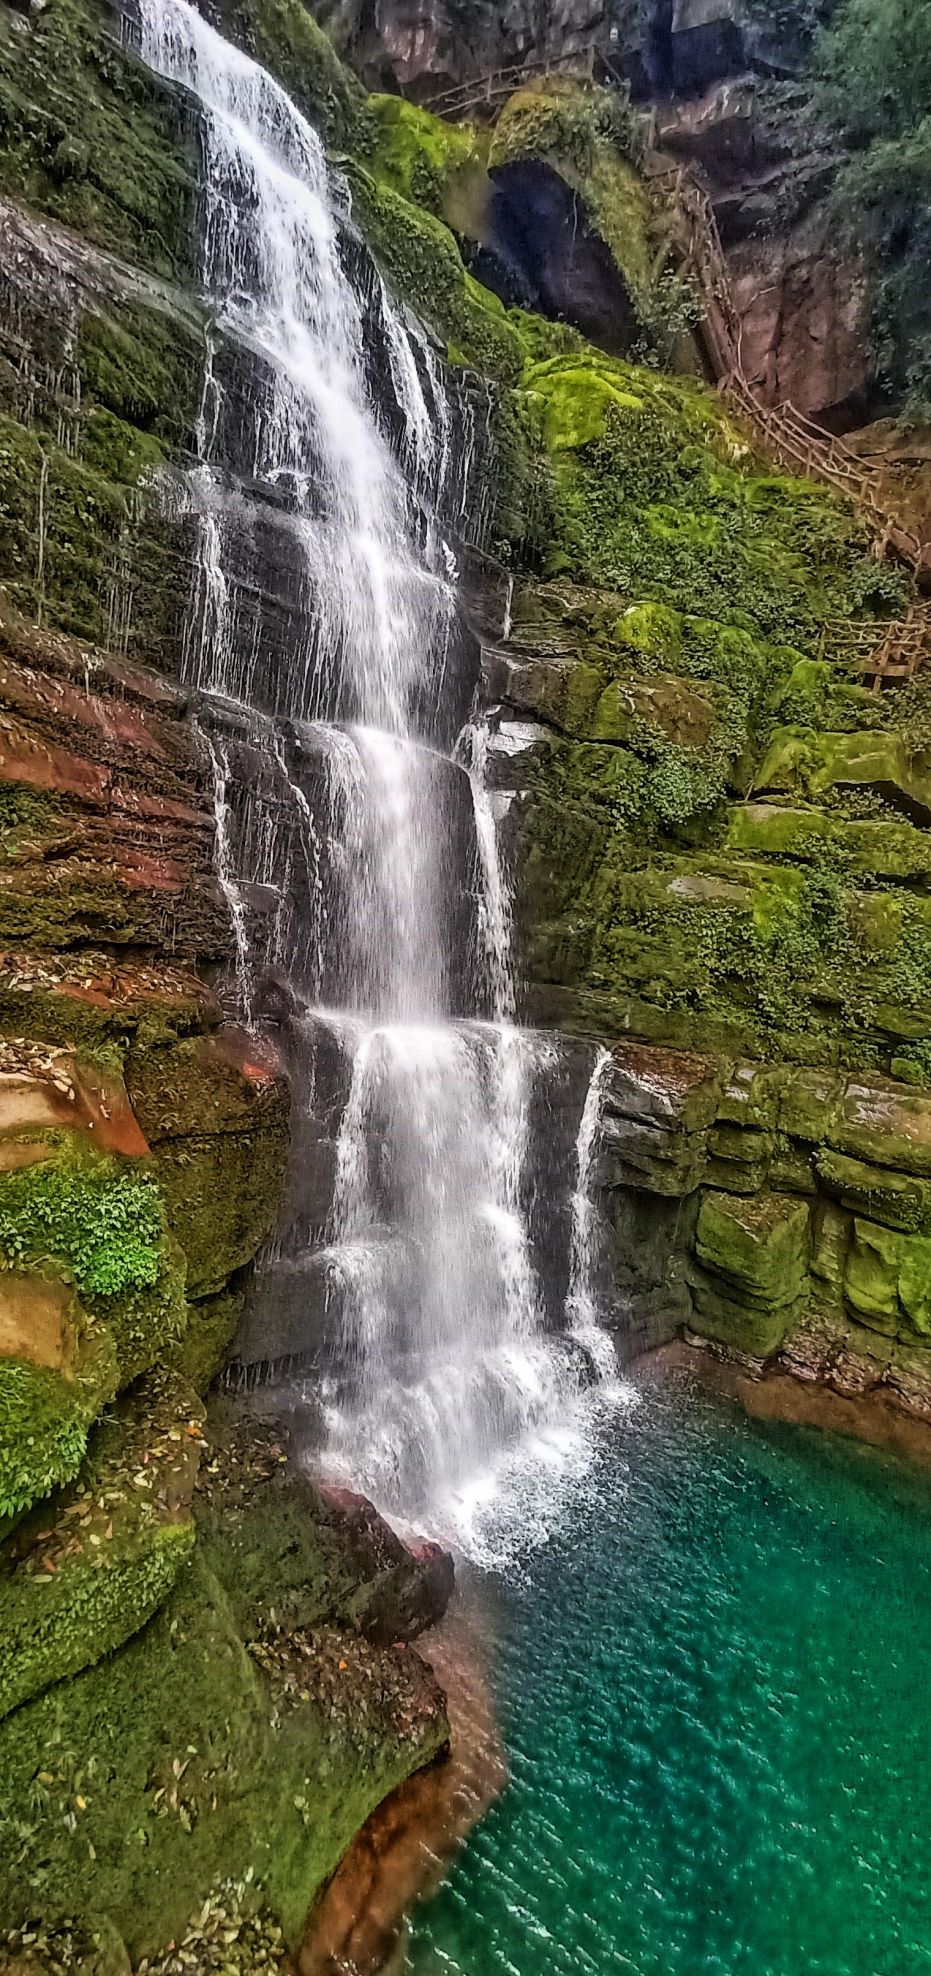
[365,94,489,230]
[815,0,931,414]
[0,1549,442,1956]
[0,1413,449,1958]
[518,350,904,640]
[0,1143,189,1517]
[408,1379,931,1976]
[0,1148,165,1298]
[498,338,928,1069]
[345,161,526,384]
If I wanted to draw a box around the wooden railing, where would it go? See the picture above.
[820,605,931,692]
[651,164,930,598]
[421,46,596,121]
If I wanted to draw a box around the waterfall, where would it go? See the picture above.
[138,0,616,1536]
[567,1049,617,1377]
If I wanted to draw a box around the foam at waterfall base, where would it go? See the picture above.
[312,1326,633,1567]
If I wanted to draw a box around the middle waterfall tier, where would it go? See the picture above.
[138,0,617,1531]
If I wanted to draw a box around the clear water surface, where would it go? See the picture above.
[406,1373,931,1976]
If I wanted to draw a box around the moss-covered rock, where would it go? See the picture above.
[0,1329,117,1523]
[488,81,661,346]
[0,0,193,279]
[755,728,931,822]
[0,1136,191,1518]
[0,1371,201,1720]
[345,161,524,383]
[0,1544,446,1957]
[364,93,489,233]
[691,1188,811,1355]
[725,803,931,878]
[197,1402,453,1645]
[125,1035,289,1299]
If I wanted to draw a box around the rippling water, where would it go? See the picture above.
[405,1372,931,1975]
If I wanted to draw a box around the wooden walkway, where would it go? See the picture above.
[651,166,929,582]
[421,48,596,121]
[819,605,931,692]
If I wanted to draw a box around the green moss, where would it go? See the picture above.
[0,1149,163,1298]
[725,803,931,877]
[0,1371,199,1720]
[0,1552,445,1955]
[175,1287,244,1393]
[816,1147,931,1233]
[75,301,203,455]
[0,1142,188,1397]
[490,82,659,336]
[220,0,369,150]
[0,0,193,278]
[152,1131,288,1298]
[345,162,525,384]
[690,1187,811,1354]
[755,726,931,818]
[515,352,901,647]
[364,93,488,229]
[0,1330,118,1522]
[0,406,181,655]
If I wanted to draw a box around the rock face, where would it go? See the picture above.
[581,1040,931,1418]
[655,78,870,422]
[309,0,814,101]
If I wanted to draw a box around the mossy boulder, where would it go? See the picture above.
[691,1189,811,1355]
[197,1404,453,1645]
[0,0,193,279]
[0,1547,446,1956]
[489,81,656,337]
[364,94,490,234]
[0,1371,201,1720]
[345,163,524,383]
[755,729,931,823]
[843,1218,931,1338]
[725,803,931,879]
[816,1148,931,1234]
[0,1331,117,1523]
[0,1141,189,1515]
[126,1035,289,1299]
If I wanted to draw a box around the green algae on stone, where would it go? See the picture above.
[364,94,489,234]
[489,81,662,344]
[0,1549,446,1956]
[345,162,525,384]
[0,0,193,280]
[0,1370,201,1720]
[0,1140,188,1403]
[0,1328,118,1522]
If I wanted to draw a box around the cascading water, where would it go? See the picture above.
[138,0,617,1539]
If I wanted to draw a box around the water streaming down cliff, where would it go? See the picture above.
[138,0,617,1535]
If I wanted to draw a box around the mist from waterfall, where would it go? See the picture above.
[138,0,617,1538]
